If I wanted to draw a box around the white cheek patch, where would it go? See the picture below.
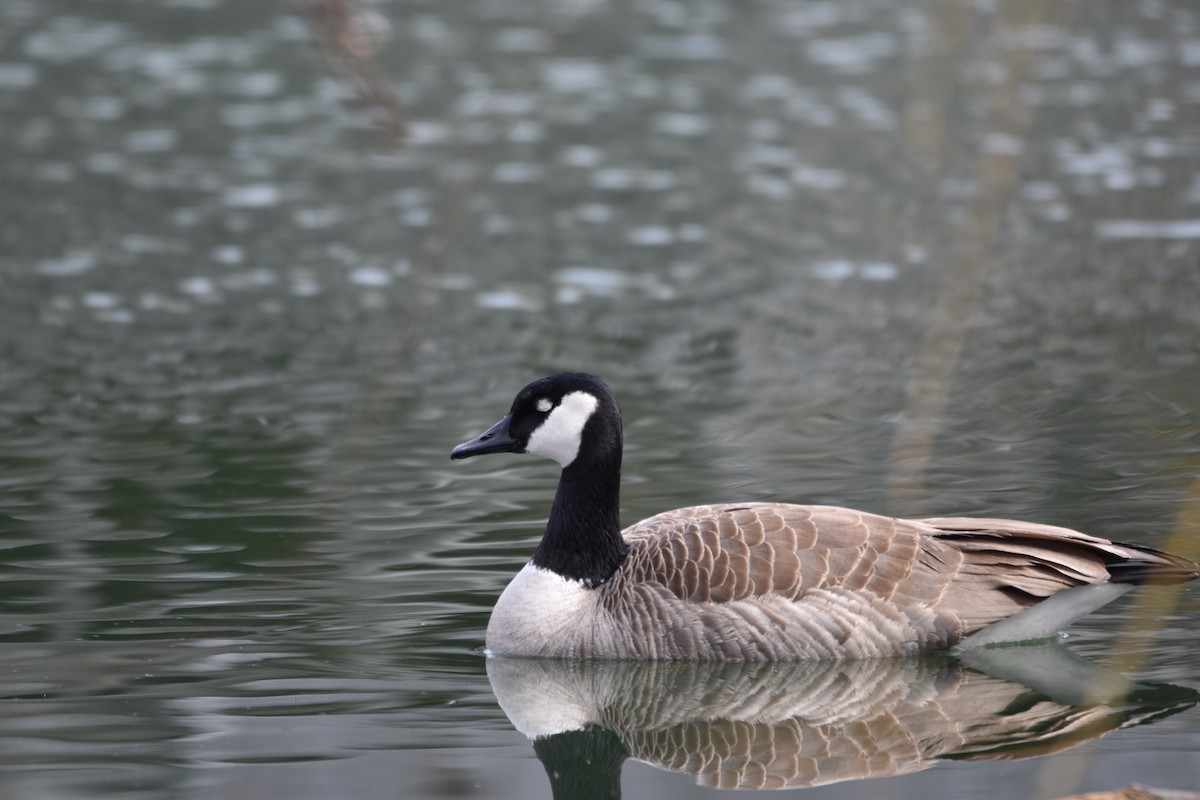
[525,391,598,467]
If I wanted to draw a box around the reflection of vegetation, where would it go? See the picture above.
[887,0,1058,516]
[0,416,323,644]
[881,2,1200,794]
[304,0,406,146]
[1037,478,1200,797]
[1111,476,1200,672]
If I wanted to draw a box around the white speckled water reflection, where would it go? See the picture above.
[1,0,1198,798]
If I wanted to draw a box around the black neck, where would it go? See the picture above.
[531,446,628,587]
[534,726,628,800]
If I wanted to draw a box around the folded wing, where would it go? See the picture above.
[620,503,1196,641]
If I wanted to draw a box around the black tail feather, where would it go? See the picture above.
[1108,542,1199,585]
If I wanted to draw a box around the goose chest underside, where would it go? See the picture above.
[485,562,960,661]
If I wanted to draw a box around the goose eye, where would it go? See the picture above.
[535,397,553,413]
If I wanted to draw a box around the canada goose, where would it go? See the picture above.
[451,373,1197,660]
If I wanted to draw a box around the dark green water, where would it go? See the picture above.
[1,0,1198,797]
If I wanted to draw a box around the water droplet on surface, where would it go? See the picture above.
[627,226,674,246]
[0,63,37,89]
[476,289,540,312]
[542,59,607,92]
[37,251,96,276]
[83,292,119,309]
[181,276,216,296]
[223,184,281,208]
[350,267,392,287]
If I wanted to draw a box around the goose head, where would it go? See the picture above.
[451,372,622,469]
[452,373,629,587]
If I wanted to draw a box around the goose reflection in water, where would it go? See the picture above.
[487,644,1197,797]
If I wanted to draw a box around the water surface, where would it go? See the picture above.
[1,0,1198,797]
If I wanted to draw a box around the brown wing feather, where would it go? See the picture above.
[916,516,1167,629]
[619,503,1194,639]
[621,503,959,609]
